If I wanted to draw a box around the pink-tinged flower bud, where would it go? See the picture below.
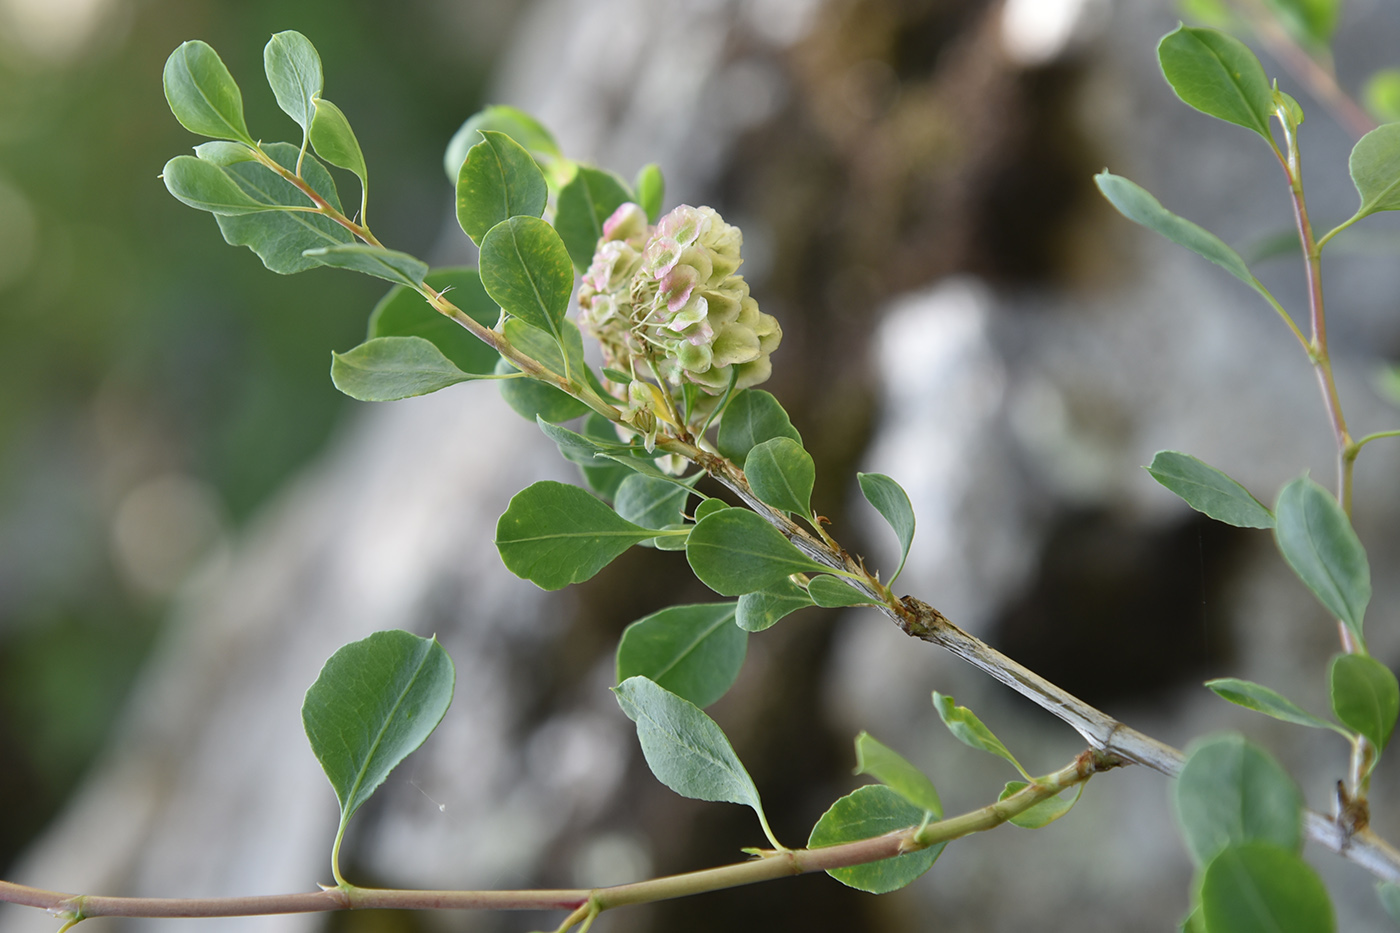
[576,201,782,430]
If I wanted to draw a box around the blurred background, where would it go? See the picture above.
[2,0,1400,930]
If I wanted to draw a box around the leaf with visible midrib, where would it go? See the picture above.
[1273,476,1370,645]
[264,31,323,136]
[302,630,455,830]
[456,131,548,245]
[686,509,826,596]
[858,473,916,584]
[304,244,427,287]
[1173,733,1302,866]
[1330,654,1400,751]
[853,731,941,816]
[736,579,812,632]
[613,676,772,839]
[808,785,944,894]
[1348,123,1400,220]
[555,166,633,269]
[163,40,254,144]
[716,390,801,464]
[1157,26,1275,142]
[1145,451,1274,529]
[331,336,481,401]
[495,481,661,590]
[615,603,746,708]
[480,216,574,347]
[744,437,814,517]
[1205,677,1341,733]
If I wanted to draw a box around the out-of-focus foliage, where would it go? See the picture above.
[0,0,513,872]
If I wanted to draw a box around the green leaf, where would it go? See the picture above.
[1173,733,1302,865]
[555,166,633,269]
[931,693,1026,777]
[309,98,368,190]
[163,40,254,144]
[1364,70,1400,124]
[443,105,562,184]
[1348,123,1400,221]
[368,268,500,375]
[193,140,256,165]
[1145,451,1274,528]
[495,358,589,423]
[807,575,873,607]
[997,781,1083,829]
[858,473,916,584]
[213,142,353,274]
[501,317,585,381]
[635,163,665,223]
[1377,881,1400,925]
[807,785,944,894]
[479,215,575,347]
[1095,173,1272,302]
[694,498,729,521]
[161,156,280,215]
[1200,842,1335,933]
[737,578,813,632]
[303,244,427,287]
[1261,0,1341,46]
[853,731,941,816]
[537,416,630,465]
[495,481,660,590]
[716,390,802,465]
[1205,677,1340,732]
[302,630,454,831]
[744,437,814,517]
[1274,476,1370,644]
[331,336,481,401]
[1157,26,1276,141]
[613,676,773,838]
[615,474,696,544]
[1330,654,1400,751]
[616,603,746,708]
[687,509,827,596]
[263,31,323,137]
[456,131,549,245]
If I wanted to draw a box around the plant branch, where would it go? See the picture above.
[0,751,1113,927]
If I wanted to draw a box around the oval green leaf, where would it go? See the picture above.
[716,389,802,465]
[456,131,549,245]
[686,509,827,597]
[193,140,257,166]
[302,630,455,826]
[303,244,427,287]
[331,336,480,401]
[1173,733,1302,866]
[745,437,814,517]
[932,692,1027,777]
[1274,475,1370,644]
[635,163,665,223]
[807,785,944,894]
[808,575,872,607]
[616,603,746,708]
[1095,173,1269,302]
[614,473,696,543]
[1145,451,1274,528]
[613,676,771,832]
[162,156,278,215]
[163,40,254,144]
[736,579,813,632]
[853,731,941,816]
[480,215,574,344]
[1349,123,1400,220]
[1200,842,1335,933]
[1157,26,1275,141]
[369,268,500,375]
[858,472,916,583]
[264,31,323,136]
[1205,677,1340,732]
[309,98,368,186]
[1330,654,1400,751]
[495,481,660,590]
[555,165,633,269]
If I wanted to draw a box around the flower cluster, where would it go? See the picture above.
[578,202,781,400]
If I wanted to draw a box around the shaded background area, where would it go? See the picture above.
[3,0,1400,931]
